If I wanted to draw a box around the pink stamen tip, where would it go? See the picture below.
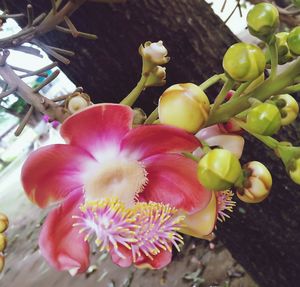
[216,190,236,222]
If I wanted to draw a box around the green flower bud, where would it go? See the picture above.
[287,27,300,56]
[247,3,279,42]
[289,157,300,184]
[237,161,272,203]
[246,103,281,136]
[158,83,210,133]
[197,149,242,191]
[223,43,266,82]
[276,32,289,57]
[272,94,299,125]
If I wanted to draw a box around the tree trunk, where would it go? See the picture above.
[5,1,300,286]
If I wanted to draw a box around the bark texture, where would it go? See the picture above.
[4,1,300,287]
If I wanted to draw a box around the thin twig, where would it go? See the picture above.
[221,0,227,13]
[32,40,70,64]
[32,13,47,26]
[9,65,48,78]
[64,16,79,37]
[19,62,58,78]
[55,25,98,40]
[0,50,10,66]
[26,4,34,27]
[11,45,42,57]
[0,86,17,99]
[53,94,69,102]
[0,13,24,19]
[14,106,34,136]
[33,70,60,93]
[46,46,75,57]
[51,0,57,14]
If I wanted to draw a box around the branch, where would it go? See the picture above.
[0,50,70,124]
[14,106,34,136]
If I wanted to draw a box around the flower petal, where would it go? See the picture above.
[180,193,217,238]
[196,125,222,140]
[121,125,200,160]
[61,104,134,160]
[135,250,172,269]
[205,135,244,159]
[21,144,96,208]
[110,245,133,268]
[140,153,211,213]
[39,193,90,273]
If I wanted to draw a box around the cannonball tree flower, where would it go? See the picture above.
[21,104,214,274]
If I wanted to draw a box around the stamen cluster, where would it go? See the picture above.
[73,198,185,262]
[216,190,236,222]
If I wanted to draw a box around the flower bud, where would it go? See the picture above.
[276,32,290,57]
[246,103,281,136]
[139,41,169,66]
[158,83,210,133]
[223,43,266,82]
[145,66,166,87]
[197,148,242,191]
[287,27,300,56]
[65,92,91,114]
[247,3,279,42]
[289,157,300,184]
[0,255,4,273]
[273,94,299,125]
[0,233,6,252]
[0,213,8,233]
[237,161,272,203]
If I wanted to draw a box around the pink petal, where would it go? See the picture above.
[196,125,222,140]
[21,144,95,208]
[61,104,133,160]
[121,125,200,160]
[110,245,133,268]
[205,135,244,159]
[135,250,172,269]
[140,154,211,213]
[39,193,90,273]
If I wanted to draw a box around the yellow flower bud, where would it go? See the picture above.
[158,83,210,133]
[273,94,299,126]
[0,255,4,273]
[237,161,272,203]
[0,233,7,252]
[65,92,91,114]
[0,213,8,233]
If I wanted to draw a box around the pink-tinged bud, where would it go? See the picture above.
[158,83,210,133]
[237,161,272,203]
[65,92,91,114]
[139,41,169,65]
[0,213,8,233]
[0,233,7,252]
[218,118,242,134]
[0,255,4,273]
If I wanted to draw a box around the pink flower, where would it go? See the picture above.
[194,125,245,159]
[21,104,214,274]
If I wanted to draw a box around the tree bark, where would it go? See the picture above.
[5,1,300,286]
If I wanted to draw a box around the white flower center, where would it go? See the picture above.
[84,158,148,207]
